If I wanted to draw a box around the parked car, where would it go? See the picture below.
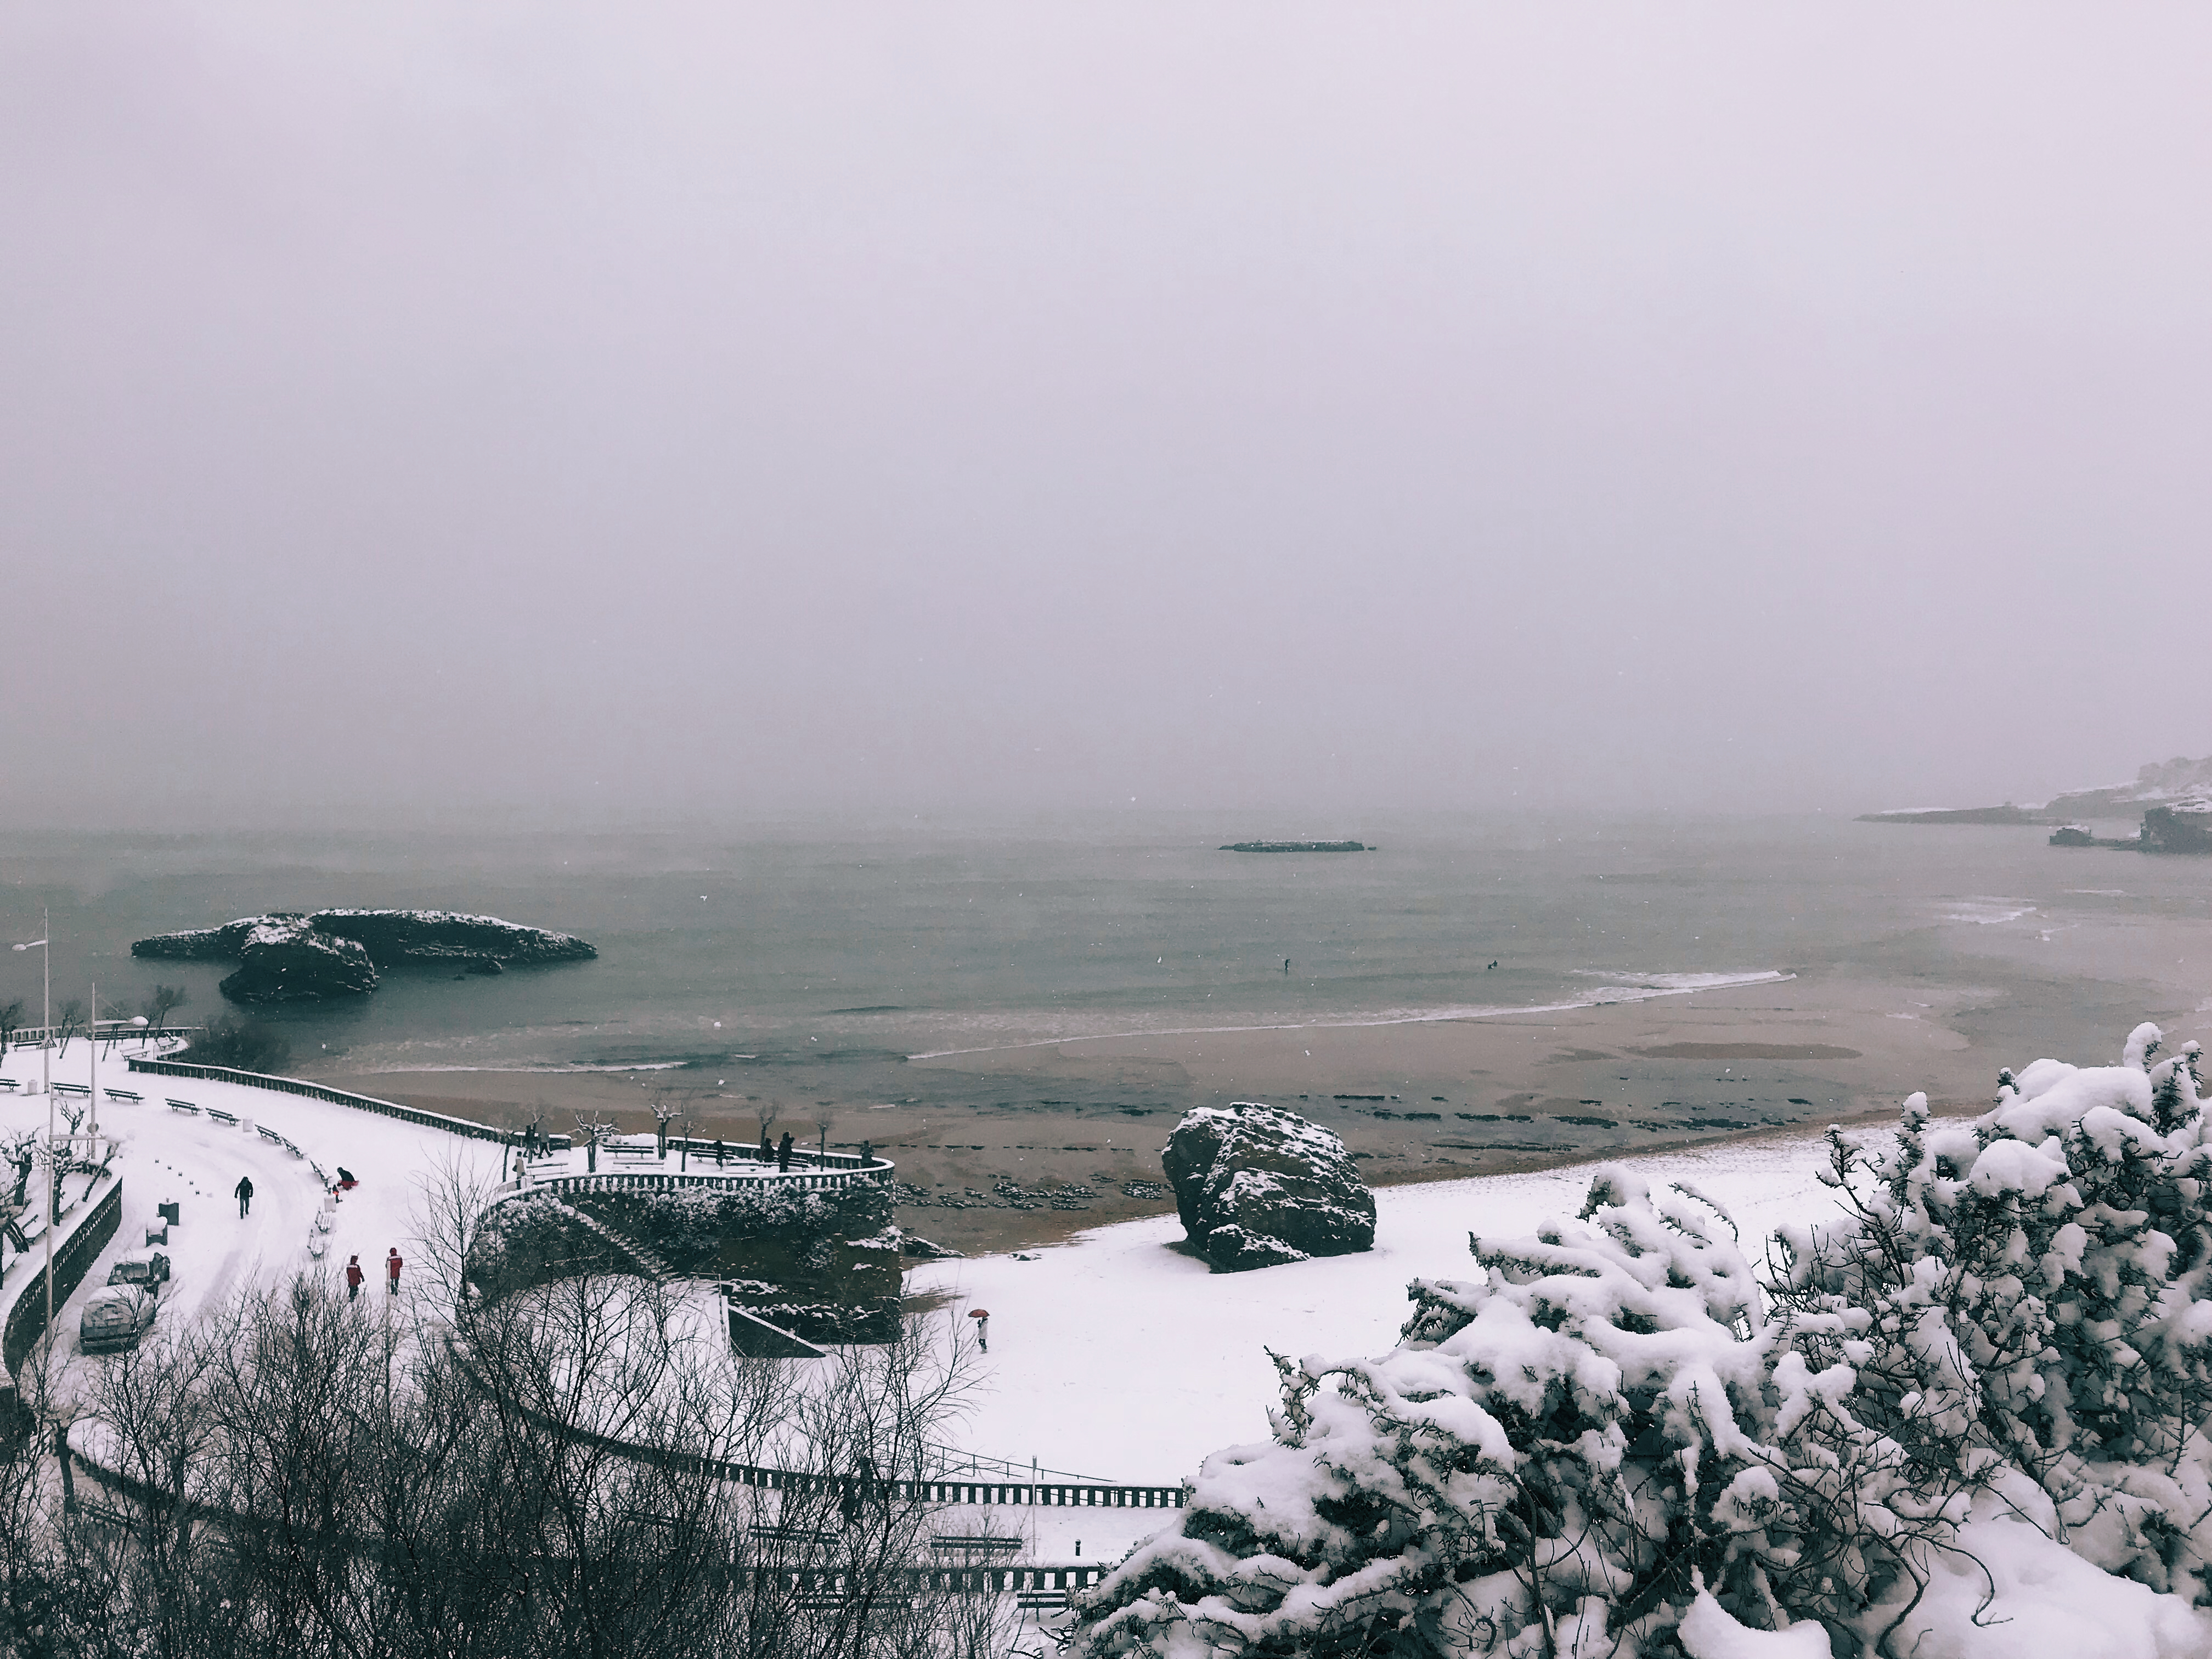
[80,1285,158,1353]
[107,1248,171,1293]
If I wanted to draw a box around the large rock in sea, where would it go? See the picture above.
[1161,1102,1376,1272]
[134,910,596,1003]
[217,918,380,1004]
[133,909,596,967]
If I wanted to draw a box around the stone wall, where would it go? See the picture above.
[2,1177,122,1411]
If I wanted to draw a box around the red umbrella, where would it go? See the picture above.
[968,1309,989,1320]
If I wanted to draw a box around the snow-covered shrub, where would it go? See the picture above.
[1075,1022,2212,1658]
[1770,1024,2212,1601]
[1076,1169,1942,1657]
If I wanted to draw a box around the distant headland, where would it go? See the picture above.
[1859,754,2212,853]
[1218,840,1373,853]
[132,909,596,1003]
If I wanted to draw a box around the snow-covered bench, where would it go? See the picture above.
[166,1099,199,1114]
[205,1108,238,1126]
[930,1535,1025,1555]
[103,1088,142,1104]
[53,1082,91,1098]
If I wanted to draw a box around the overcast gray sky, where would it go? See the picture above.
[2,3,2206,828]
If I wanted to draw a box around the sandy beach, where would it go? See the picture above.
[305,968,2025,1255]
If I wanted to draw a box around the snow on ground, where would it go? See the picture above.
[11,1051,2212,1647]
[1,1041,503,1391]
[912,1135,1845,1484]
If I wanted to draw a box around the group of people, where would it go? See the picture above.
[344,1249,402,1299]
[235,1171,400,1299]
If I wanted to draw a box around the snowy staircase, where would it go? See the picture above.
[545,1196,678,1284]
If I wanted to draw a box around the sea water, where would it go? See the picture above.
[2,812,2204,1096]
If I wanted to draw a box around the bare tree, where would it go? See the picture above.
[139,984,189,1041]
[0,997,22,1061]
[53,997,86,1058]
[574,1110,618,1174]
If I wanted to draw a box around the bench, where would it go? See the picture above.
[103,1088,142,1104]
[54,1082,91,1098]
[166,1099,199,1114]
[930,1536,1025,1555]
[205,1108,238,1126]
[0,1078,19,1091]
[750,1524,839,1547]
[255,1126,304,1155]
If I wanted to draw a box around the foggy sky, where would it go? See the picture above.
[3,3,2208,829]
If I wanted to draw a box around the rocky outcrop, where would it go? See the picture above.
[2142,798,2212,854]
[134,909,595,1002]
[1161,1102,1375,1273]
[134,909,595,967]
[217,918,379,1004]
[302,910,596,966]
[1219,840,1370,853]
[1856,805,2041,826]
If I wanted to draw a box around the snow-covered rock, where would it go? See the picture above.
[136,909,595,1003]
[1160,1102,1374,1272]
[134,908,596,968]
[217,918,379,1003]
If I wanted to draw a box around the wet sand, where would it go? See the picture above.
[303,969,2034,1255]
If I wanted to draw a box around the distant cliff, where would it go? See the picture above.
[1863,753,2212,828]
[133,909,596,1003]
[2042,755,2212,821]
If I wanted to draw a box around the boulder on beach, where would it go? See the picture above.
[217,918,380,1004]
[1161,1102,1376,1272]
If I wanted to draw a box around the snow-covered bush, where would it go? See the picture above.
[1076,1169,1945,1656]
[1074,1022,2212,1658]
[1770,1024,2212,1602]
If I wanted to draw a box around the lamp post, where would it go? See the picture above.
[12,912,53,1333]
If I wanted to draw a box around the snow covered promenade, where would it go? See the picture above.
[1,1037,506,1383]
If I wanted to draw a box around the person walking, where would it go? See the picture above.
[234,1175,253,1218]
[385,1247,403,1295]
[345,1255,364,1301]
[713,1137,726,1169]
[776,1132,794,1172]
[758,1126,772,1164]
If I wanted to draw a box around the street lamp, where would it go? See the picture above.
[11,911,54,1333]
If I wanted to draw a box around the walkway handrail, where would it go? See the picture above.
[131,1058,898,1192]
[438,1326,1186,1509]
[65,1433,1114,1594]
[523,1165,888,1198]
[127,1057,521,1144]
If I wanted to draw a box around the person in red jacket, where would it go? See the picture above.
[386,1247,402,1295]
[345,1255,364,1301]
